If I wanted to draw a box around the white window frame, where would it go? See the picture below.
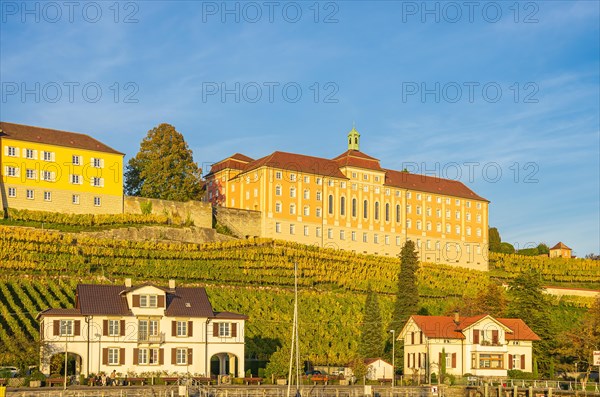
[94,197,101,207]
[44,191,52,202]
[8,187,16,198]
[72,195,80,205]
[108,320,120,336]
[218,322,231,337]
[108,348,119,365]
[72,155,81,165]
[176,321,188,337]
[176,348,187,365]
[7,146,17,157]
[26,189,34,200]
[59,320,74,336]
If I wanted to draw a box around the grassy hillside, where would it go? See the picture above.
[0,225,595,367]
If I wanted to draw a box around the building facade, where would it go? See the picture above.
[399,314,540,380]
[0,122,124,214]
[549,242,572,258]
[206,128,489,270]
[38,280,247,377]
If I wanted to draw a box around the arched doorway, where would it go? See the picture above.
[210,353,242,377]
[50,352,83,376]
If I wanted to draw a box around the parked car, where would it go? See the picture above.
[0,367,18,378]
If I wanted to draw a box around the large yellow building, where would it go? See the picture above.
[206,128,490,270]
[0,122,124,214]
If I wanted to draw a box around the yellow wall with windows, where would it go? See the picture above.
[1,138,123,214]
[210,164,489,270]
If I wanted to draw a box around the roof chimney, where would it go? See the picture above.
[169,279,176,290]
[125,278,132,288]
[453,312,460,325]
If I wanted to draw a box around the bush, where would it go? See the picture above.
[140,201,153,215]
[507,370,536,379]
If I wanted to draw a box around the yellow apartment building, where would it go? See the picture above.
[0,122,124,214]
[206,127,490,270]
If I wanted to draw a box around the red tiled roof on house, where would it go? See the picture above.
[239,151,347,179]
[385,169,489,202]
[77,285,132,316]
[496,318,541,341]
[410,315,465,339]
[407,315,540,341]
[165,287,214,318]
[364,358,392,365]
[36,308,82,319]
[0,122,124,155]
[333,150,383,171]
[550,242,571,250]
[213,311,249,320]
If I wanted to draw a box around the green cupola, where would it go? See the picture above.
[347,125,360,151]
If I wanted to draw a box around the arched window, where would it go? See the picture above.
[374,202,380,221]
[328,195,334,215]
[363,200,368,219]
[352,198,357,217]
[275,185,282,196]
[340,196,346,216]
[385,203,390,222]
[396,204,401,223]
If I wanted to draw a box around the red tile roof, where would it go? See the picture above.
[240,151,347,179]
[213,311,249,320]
[385,169,488,202]
[209,148,488,202]
[206,153,254,176]
[0,122,124,155]
[364,358,392,366]
[77,285,132,316]
[333,150,383,171]
[408,315,540,341]
[165,287,214,317]
[550,242,571,250]
[410,315,465,339]
[37,308,82,319]
[496,318,541,341]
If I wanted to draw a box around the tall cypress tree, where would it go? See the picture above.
[359,286,384,358]
[390,240,420,333]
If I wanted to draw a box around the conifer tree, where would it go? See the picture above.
[359,286,384,358]
[390,240,420,333]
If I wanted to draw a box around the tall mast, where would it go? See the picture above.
[287,262,300,397]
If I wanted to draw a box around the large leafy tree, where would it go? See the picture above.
[489,227,501,252]
[474,280,507,317]
[390,240,420,334]
[359,286,384,358]
[507,270,556,374]
[559,295,600,373]
[125,123,203,201]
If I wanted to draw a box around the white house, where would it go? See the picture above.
[364,358,394,381]
[38,280,247,378]
[399,314,540,380]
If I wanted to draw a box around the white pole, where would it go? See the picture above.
[64,337,68,391]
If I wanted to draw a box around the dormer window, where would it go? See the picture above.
[140,295,157,308]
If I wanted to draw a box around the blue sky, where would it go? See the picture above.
[1,1,599,256]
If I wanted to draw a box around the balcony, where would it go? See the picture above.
[138,332,165,344]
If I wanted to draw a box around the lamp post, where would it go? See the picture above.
[389,330,395,389]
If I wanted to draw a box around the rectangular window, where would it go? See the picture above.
[7,146,17,157]
[478,354,503,369]
[60,320,74,336]
[316,227,322,237]
[303,190,310,199]
[44,191,51,201]
[416,193,421,200]
[304,176,310,183]
[92,177,104,187]
[177,321,188,337]
[385,235,390,245]
[93,158,103,168]
[351,231,356,241]
[290,224,295,235]
[26,189,34,199]
[374,234,379,244]
[72,155,81,165]
[327,228,333,239]
[138,348,148,365]
[6,166,17,177]
[477,202,482,209]
[304,226,309,236]
[363,233,368,243]
[303,206,309,216]
[94,197,101,206]
[396,236,401,246]
[109,320,120,336]
[290,173,296,182]
[25,149,35,159]
[140,295,158,308]
[8,187,16,197]
[71,174,81,184]
[340,230,345,240]
[42,171,52,181]
[275,222,281,233]
[176,348,187,365]
[316,177,322,185]
[275,171,282,180]
[275,202,281,213]
[218,322,231,337]
[108,348,119,365]
[72,195,80,204]
[43,151,53,161]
